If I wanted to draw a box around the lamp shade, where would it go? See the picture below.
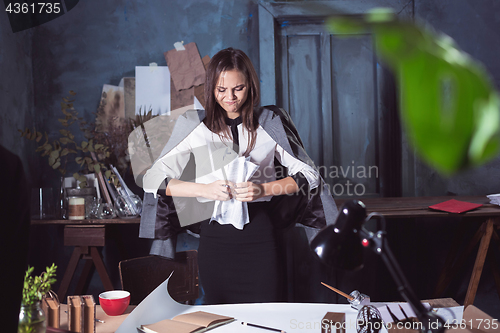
[310,200,367,271]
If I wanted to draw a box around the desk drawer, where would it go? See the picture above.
[64,225,105,247]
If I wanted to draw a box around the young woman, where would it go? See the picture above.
[140,48,338,304]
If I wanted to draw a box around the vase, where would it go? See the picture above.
[18,302,47,333]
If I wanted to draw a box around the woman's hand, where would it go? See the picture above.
[233,181,265,202]
[201,180,236,201]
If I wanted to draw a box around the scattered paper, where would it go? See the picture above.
[487,193,500,205]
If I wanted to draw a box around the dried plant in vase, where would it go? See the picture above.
[19,91,121,187]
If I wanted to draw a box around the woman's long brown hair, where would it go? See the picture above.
[203,48,260,156]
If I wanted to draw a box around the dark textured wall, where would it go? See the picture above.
[0,11,35,184]
[2,0,259,187]
[413,0,500,196]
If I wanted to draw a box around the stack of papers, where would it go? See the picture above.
[487,193,500,205]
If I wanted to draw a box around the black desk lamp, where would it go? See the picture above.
[311,200,445,333]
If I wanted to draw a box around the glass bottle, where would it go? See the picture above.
[58,176,67,219]
[18,302,47,333]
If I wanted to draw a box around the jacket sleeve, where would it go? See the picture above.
[262,105,339,230]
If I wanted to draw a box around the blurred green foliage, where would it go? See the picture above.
[327,8,500,175]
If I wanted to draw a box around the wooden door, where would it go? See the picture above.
[258,0,413,303]
[259,1,413,198]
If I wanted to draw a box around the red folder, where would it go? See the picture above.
[428,199,482,214]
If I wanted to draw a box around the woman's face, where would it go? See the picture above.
[214,69,248,119]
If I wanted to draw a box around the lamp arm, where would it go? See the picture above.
[359,228,445,333]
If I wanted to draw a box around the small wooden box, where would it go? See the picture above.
[41,296,60,328]
[321,312,346,333]
[67,295,96,333]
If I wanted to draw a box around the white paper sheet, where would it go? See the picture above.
[115,275,360,333]
[135,66,170,116]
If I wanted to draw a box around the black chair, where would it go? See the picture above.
[118,250,199,305]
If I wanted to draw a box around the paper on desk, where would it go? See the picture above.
[487,193,500,205]
[374,303,430,324]
[434,306,464,324]
[115,274,189,333]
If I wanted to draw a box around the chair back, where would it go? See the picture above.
[118,250,198,305]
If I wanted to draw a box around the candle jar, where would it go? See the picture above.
[68,197,85,220]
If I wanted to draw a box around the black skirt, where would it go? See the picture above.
[198,201,281,304]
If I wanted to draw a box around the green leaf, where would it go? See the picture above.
[50,150,59,159]
[325,13,500,174]
[94,164,101,174]
[59,137,71,145]
[105,170,112,179]
[52,160,61,169]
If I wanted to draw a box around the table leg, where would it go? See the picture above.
[74,258,94,295]
[433,221,483,297]
[58,247,83,301]
[464,218,495,308]
[90,246,114,291]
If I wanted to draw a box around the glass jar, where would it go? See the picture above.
[97,202,116,219]
[114,194,143,218]
[18,302,47,333]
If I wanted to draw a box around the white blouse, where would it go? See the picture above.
[143,122,320,228]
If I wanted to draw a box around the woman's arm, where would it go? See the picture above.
[233,176,299,202]
[166,178,235,201]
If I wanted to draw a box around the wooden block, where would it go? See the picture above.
[322,312,346,333]
[82,295,96,333]
[64,225,105,247]
[68,296,84,333]
[46,298,60,328]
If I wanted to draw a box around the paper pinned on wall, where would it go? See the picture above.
[119,77,136,120]
[164,42,205,91]
[135,66,171,116]
[96,84,125,132]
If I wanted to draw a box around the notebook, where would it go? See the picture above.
[138,311,235,333]
[428,199,482,214]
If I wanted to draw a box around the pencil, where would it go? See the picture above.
[321,282,355,301]
[241,321,286,333]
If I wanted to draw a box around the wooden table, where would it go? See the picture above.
[49,299,458,333]
[336,196,500,308]
[31,218,140,300]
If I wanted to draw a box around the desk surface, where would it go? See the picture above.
[337,195,500,218]
[31,217,141,225]
[56,299,459,333]
[32,196,500,224]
